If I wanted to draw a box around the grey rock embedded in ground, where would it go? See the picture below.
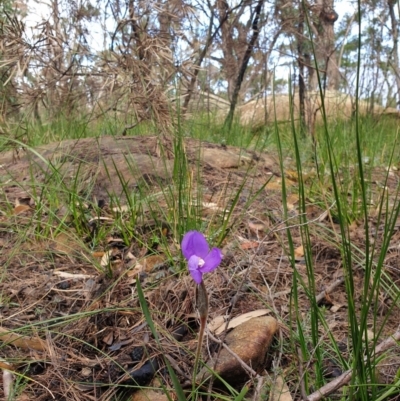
[197,315,278,384]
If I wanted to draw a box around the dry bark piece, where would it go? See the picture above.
[197,316,278,384]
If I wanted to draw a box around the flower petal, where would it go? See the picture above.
[188,255,203,284]
[188,254,201,272]
[190,269,203,284]
[200,248,223,273]
[181,231,209,260]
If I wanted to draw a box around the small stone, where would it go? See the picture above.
[197,316,278,384]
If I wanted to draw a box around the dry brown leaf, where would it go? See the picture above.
[240,241,259,250]
[142,254,166,273]
[294,245,304,258]
[0,327,47,351]
[266,181,282,191]
[212,309,271,335]
[13,204,31,215]
[330,304,345,313]
[126,254,166,279]
[349,221,358,231]
[102,331,114,345]
[285,169,299,181]
[131,388,169,401]
[100,250,112,268]
[0,359,14,370]
[286,193,299,211]
[269,375,293,401]
[127,264,143,278]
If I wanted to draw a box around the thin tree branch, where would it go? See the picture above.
[224,0,267,129]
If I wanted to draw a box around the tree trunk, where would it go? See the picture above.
[297,2,306,137]
[182,9,220,116]
[224,0,264,130]
[308,0,339,91]
[388,0,400,108]
[217,0,239,101]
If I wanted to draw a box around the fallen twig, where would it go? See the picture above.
[315,277,345,304]
[253,374,266,401]
[164,353,192,382]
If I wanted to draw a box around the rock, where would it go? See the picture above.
[197,316,278,384]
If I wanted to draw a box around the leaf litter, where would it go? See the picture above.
[0,135,399,400]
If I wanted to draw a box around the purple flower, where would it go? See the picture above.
[181,231,223,284]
